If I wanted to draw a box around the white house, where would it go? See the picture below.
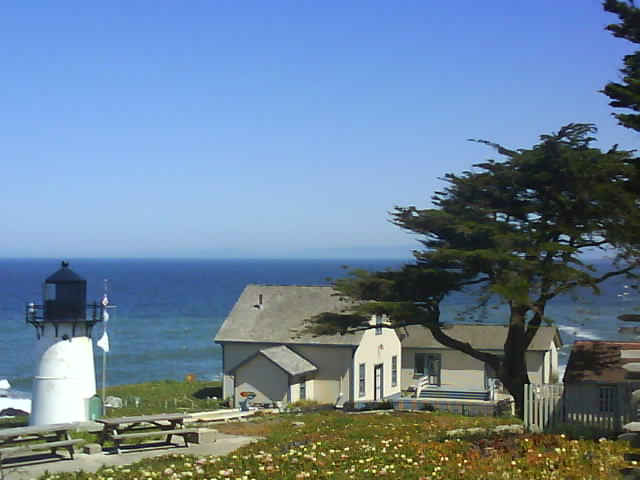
[214,285,402,408]
[398,324,562,393]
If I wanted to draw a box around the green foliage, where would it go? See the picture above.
[0,416,27,428]
[602,0,640,131]
[308,124,640,417]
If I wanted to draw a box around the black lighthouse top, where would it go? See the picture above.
[43,261,87,322]
[26,261,104,336]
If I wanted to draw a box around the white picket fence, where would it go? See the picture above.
[524,383,632,433]
[524,384,565,432]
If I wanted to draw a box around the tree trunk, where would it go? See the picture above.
[421,306,532,419]
[499,305,531,418]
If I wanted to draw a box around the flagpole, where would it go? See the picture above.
[101,322,107,416]
[98,279,111,417]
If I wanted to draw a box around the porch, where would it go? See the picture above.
[391,376,514,416]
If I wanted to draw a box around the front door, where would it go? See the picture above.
[374,364,384,401]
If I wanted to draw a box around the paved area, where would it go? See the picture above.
[1,432,259,480]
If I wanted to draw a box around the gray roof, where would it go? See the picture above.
[257,346,318,376]
[398,324,562,351]
[214,284,363,345]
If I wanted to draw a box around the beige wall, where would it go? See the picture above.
[402,347,555,391]
[353,323,402,401]
[222,343,266,402]
[234,354,289,407]
[550,343,559,381]
[289,377,315,403]
[294,345,353,404]
[401,348,485,390]
[526,351,544,384]
[526,339,559,384]
[540,341,559,383]
[221,342,354,405]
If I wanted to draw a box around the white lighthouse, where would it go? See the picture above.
[26,261,103,426]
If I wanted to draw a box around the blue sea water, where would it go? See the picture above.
[0,259,404,393]
[0,258,638,394]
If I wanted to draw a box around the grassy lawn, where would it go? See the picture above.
[102,379,224,416]
[35,410,628,480]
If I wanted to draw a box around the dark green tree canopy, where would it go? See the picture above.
[603,0,640,131]
[308,124,640,416]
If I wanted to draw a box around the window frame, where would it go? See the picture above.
[299,376,306,401]
[484,360,502,390]
[375,314,382,335]
[359,363,366,397]
[391,355,398,387]
[598,385,616,413]
[413,352,441,386]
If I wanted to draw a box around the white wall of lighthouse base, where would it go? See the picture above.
[30,328,97,426]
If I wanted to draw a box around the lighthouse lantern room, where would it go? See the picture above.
[26,261,104,425]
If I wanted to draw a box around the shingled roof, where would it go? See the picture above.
[563,341,640,383]
[230,346,318,376]
[214,284,363,345]
[398,324,562,351]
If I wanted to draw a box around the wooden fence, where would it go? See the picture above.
[524,383,633,433]
[524,384,565,432]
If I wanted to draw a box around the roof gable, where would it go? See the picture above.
[259,346,317,376]
[230,345,318,377]
[563,340,640,383]
[214,284,363,345]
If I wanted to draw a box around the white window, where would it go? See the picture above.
[485,362,501,390]
[391,355,398,387]
[599,386,616,413]
[359,363,366,397]
[299,377,306,401]
[375,315,382,335]
[414,352,441,385]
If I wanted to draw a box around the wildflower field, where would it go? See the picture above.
[45,411,627,480]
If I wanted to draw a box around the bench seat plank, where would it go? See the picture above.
[0,424,75,441]
[108,428,198,453]
[112,428,197,440]
[0,439,84,460]
[100,414,191,425]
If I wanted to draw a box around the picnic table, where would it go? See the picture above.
[96,413,197,454]
[0,423,83,473]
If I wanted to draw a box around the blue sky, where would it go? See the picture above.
[1,1,638,258]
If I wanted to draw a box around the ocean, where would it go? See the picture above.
[0,258,638,394]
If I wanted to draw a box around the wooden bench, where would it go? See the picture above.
[0,423,82,476]
[97,414,197,454]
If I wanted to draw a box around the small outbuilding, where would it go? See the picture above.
[562,340,640,430]
[214,285,402,408]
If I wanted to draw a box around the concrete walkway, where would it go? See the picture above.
[1,432,259,480]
